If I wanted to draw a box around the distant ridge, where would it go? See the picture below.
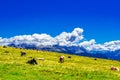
[8,43,120,61]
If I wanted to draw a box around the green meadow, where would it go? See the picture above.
[0,46,120,80]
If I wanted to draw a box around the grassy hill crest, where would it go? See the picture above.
[0,46,120,80]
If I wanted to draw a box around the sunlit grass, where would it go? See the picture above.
[0,46,120,80]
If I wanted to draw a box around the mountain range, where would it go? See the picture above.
[8,42,120,60]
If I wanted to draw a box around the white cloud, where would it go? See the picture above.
[80,40,120,51]
[79,39,96,47]
[0,27,120,53]
[55,28,84,46]
[103,40,120,51]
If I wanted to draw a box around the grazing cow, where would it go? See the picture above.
[19,48,23,49]
[94,58,97,60]
[3,46,7,48]
[111,66,119,71]
[27,58,38,65]
[68,56,72,58]
[59,56,64,63]
[21,51,26,56]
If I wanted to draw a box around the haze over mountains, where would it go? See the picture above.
[0,28,120,60]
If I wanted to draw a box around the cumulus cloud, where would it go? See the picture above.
[103,40,120,51]
[79,39,96,47]
[0,27,84,46]
[55,28,84,46]
[0,27,120,53]
[79,40,120,52]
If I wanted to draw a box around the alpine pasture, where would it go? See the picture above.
[0,46,120,80]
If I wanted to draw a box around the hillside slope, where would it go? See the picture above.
[0,46,120,80]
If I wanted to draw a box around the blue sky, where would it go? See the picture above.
[0,0,120,43]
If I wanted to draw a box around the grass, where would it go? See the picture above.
[0,46,120,80]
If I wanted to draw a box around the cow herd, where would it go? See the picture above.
[20,51,71,64]
[2,46,120,71]
[23,51,120,72]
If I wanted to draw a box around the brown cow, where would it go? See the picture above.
[21,51,26,56]
[59,56,64,63]
[111,66,119,71]
[94,58,97,60]
[68,56,72,58]
[27,58,38,65]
